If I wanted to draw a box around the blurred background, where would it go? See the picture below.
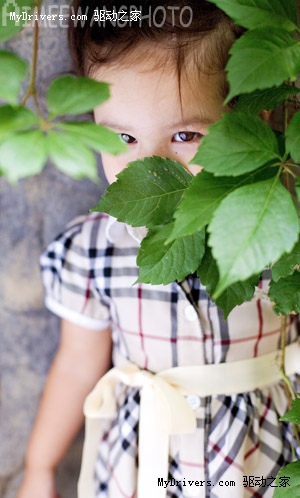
[0,1,107,496]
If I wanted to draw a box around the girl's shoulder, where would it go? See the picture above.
[40,212,114,273]
[62,211,113,251]
[40,211,114,328]
[42,211,141,268]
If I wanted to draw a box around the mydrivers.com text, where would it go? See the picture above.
[157,478,235,489]
[1,2,83,28]
[158,476,291,489]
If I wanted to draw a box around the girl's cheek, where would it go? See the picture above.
[172,142,202,168]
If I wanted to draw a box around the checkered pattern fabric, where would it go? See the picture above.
[40,212,300,498]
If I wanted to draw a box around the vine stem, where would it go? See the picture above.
[21,0,44,120]
[283,98,289,136]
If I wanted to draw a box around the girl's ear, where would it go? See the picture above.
[259,110,272,123]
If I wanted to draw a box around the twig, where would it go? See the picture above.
[21,1,44,120]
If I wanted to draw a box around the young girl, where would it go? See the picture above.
[18,1,300,498]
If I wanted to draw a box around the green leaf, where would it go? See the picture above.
[192,113,280,176]
[0,130,47,182]
[47,130,98,181]
[209,177,299,298]
[92,157,192,228]
[269,272,300,314]
[197,243,219,294]
[136,223,205,285]
[59,122,127,155]
[46,76,110,118]
[234,85,300,115]
[0,0,35,41]
[0,51,27,104]
[286,112,300,162]
[226,29,300,102]
[208,0,298,31]
[216,278,258,318]
[0,105,38,141]
[197,244,258,318]
[280,398,300,424]
[273,460,300,498]
[272,238,300,281]
[169,172,243,240]
[169,168,276,241]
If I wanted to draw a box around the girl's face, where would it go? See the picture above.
[93,56,229,184]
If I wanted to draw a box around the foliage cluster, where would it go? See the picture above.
[0,0,126,182]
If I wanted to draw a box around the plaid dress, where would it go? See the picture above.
[40,212,300,498]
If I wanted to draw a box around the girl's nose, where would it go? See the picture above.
[140,142,181,164]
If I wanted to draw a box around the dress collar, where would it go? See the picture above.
[105,215,147,244]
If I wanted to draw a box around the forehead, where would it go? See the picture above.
[93,51,226,129]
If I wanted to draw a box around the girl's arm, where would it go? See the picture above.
[17,318,112,498]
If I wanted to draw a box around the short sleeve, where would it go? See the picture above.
[40,214,111,330]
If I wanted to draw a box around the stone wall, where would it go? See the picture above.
[0,2,107,496]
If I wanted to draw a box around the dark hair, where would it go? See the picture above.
[69,0,243,83]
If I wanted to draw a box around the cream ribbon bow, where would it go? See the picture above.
[78,359,196,498]
[78,342,300,498]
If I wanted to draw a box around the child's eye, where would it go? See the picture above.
[118,133,137,144]
[172,132,201,143]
